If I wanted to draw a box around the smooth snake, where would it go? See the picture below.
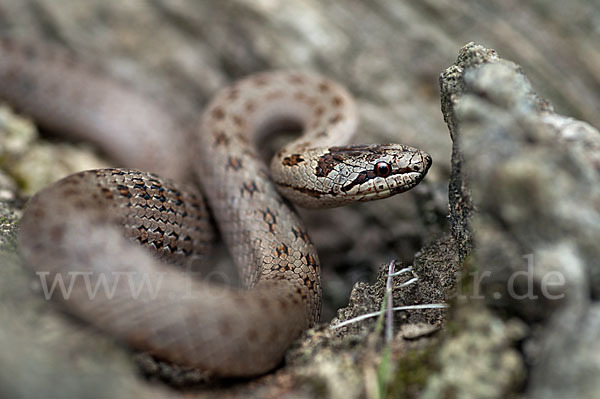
[0,40,432,377]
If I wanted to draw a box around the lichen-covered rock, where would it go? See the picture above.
[422,303,527,399]
[438,42,600,399]
[0,105,109,195]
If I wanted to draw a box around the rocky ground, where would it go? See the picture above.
[0,1,599,398]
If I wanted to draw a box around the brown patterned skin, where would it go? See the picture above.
[6,40,432,376]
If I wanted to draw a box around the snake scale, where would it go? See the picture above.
[0,39,432,377]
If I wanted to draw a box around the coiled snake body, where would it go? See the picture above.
[1,40,431,377]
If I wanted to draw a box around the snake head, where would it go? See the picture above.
[272,143,432,208]
[330,143,432,201]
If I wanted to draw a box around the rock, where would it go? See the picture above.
[437,42,600,399]
[0,105,110,195]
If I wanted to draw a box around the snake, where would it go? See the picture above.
[0,39,432,377]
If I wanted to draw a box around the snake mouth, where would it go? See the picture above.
[388,173,426,195]
[388,151,432,195]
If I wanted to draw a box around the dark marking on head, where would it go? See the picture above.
[315,153,334,177]
[282,154,305,166]
[332,95,344,107]
[313,106,325,117]
[329,145,388,163]
[341,170,377,192]
[315,151,345,177]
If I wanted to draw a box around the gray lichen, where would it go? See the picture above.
[436,42,600,399]
[0,104,109,195]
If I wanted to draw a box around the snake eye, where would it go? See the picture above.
[375,161,391,177]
